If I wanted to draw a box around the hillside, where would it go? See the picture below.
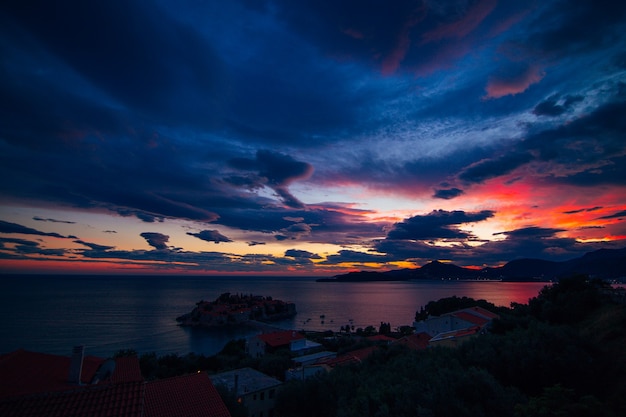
[319,247,626,282]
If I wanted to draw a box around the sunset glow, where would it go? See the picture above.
[1,1,625,275]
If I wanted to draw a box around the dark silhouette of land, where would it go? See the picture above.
[318,247,626,282]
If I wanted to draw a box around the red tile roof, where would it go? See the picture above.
[0,350,103,399]
[465,306,499,319]
[453,311,489,326]
[317,346,379,368]
[366,334,396,343]
[0,351,231,417]
[454,326,481,338]
[111,357,143,384]
[0,381,145,417]
[144,372,231,417]
[257,330,304,347]
[393,332,431,350]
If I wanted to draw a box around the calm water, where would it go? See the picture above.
[0,275,547,358]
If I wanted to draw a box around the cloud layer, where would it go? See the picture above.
[1,0,625,274]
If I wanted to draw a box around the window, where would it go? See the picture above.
[260,392,265,400]
[269,389,275,399]
[253,394,257,401]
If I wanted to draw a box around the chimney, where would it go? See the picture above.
[68,345,85,384]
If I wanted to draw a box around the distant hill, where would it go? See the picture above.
[318,247,626,282]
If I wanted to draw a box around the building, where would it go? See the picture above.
[413,306,499,337]
[392,332,432,351]
[210,367,281,417]
[246,330,321,358]
[285,351,337,381]
[0,348,231,417]
[428,326,482,348]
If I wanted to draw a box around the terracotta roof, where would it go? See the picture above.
[430,326,481,342]
[145,372,231,417]
[0,381,145,417]
[257,330,304,347]
[110,357,143,384]
[366,334,396,342]
[0,350,103,399]
[463,306,500,319]
[317,346,379,368]
[452,311,490,326]
[0,351,231,417]
[393,332,431,350]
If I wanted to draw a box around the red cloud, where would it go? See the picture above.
[484,64,545,99]
[421,0,497,44]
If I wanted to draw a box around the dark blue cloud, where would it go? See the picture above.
[433,187,464,200]
[533,94,584,116]
[74,240,115,252]
[0,237,40,247]
[321,249,392,265]
[0,220,68,239]
[285,249,322,260]
[140,232,170,250]
[229,150,313,208]
[2,0,225,127]
[387,210,495,240]
[187,230,233,244]
[32,217,76,224]
[459,151,533,184]
[0,1,625,272]
[522,0,626,57]
[597,210,626,220]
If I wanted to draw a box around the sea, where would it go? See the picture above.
[0,275,548,358]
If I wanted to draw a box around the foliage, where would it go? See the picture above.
[414,295,504,321]
[276,280,626,417]
[527,275,610,324]
[125,279,626,417]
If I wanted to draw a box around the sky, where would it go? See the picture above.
[1,0,625,275]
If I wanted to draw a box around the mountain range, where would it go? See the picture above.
[317,247,626,282]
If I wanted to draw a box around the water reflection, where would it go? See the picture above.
[1,275,549,357]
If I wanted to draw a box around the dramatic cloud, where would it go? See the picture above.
[322,250,392,265]
[187,230,232,244]
[533,95,584,117]
[229,150,313,208]
[484,63,545,99]
[598,210,626,220]
[458,152,533,184]
[140,232,170,250]
[0,220,68,239]
[433,187,464,200]
[1,1,624,274]
[74,240,115,251]
[284,249,322,260]
[33,217,76,224]
[387,210,495,240]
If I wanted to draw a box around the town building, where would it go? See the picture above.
[0,347,231,417]
[210,367,281,417]
[392,332,432,351]
[428,326,482,348]
[413,306,499,337]
[246,330,321,358]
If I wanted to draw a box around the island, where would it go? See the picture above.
[176,292,297,327]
